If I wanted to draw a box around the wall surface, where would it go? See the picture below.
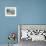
[0,0,46,44]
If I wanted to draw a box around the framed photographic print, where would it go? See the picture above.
[5,7,16,16]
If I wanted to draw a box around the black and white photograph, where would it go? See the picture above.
[5,7,16,16]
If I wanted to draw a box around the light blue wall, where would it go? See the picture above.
[0,0,46,44]
[19,0,46,24]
